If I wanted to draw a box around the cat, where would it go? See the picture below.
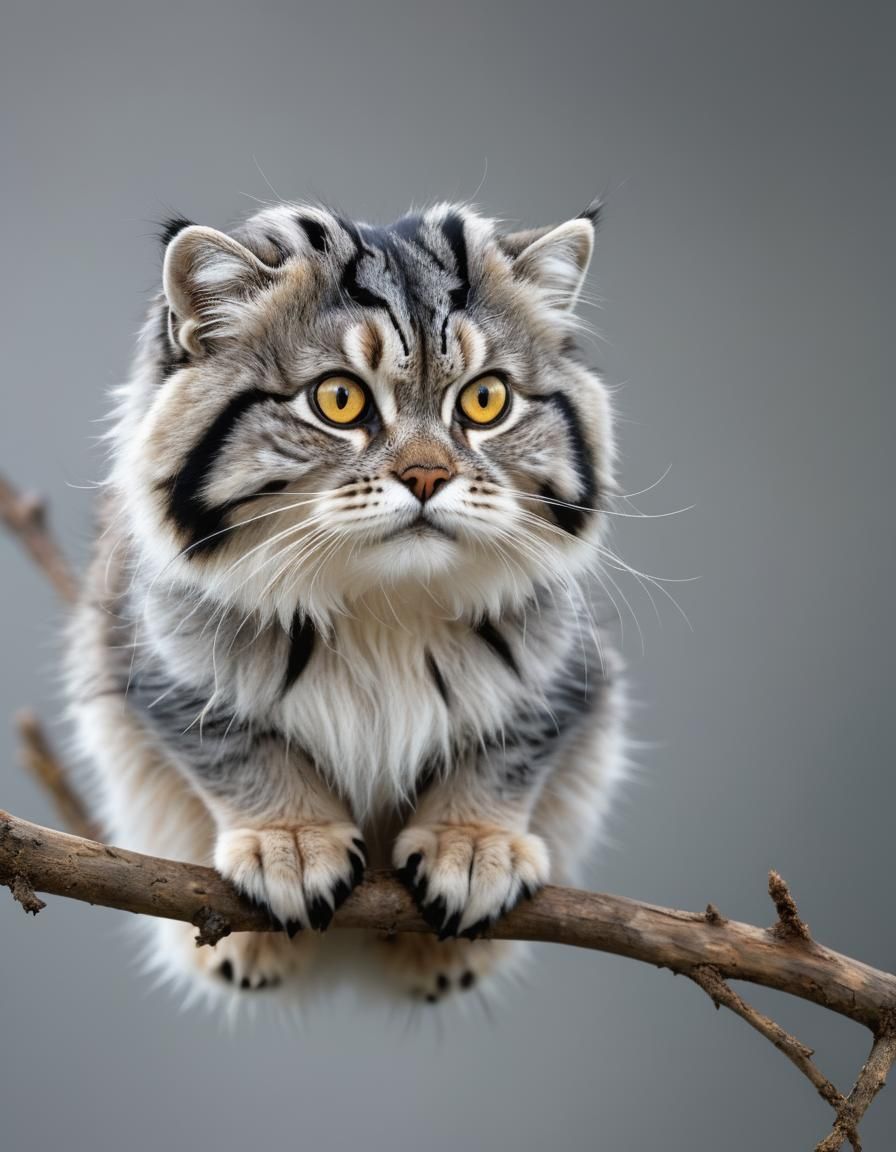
[67,199,625,1004]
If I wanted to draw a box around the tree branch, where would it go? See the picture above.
[0,473,77,604]
[816,1018,896,1152]
[17,710,99,841]
[2,808,895,1035]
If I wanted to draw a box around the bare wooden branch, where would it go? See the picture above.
[690,964,846,1110]
[816,1016,896,1152]
[17,711,99,840]
[0,472,77,604]
[2,809,895,1037]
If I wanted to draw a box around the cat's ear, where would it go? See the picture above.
[504,201,601,310]
[163,225,279,356]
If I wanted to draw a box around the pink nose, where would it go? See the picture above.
[398,464,454,503]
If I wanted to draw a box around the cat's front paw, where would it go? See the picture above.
[215,822,366,933]
[393,822,549,939]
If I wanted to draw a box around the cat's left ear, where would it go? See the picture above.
[504,201,601,310]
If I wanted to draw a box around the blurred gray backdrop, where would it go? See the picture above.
[2,2,894,1149]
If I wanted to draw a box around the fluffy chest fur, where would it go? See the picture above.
[128,576,576,819]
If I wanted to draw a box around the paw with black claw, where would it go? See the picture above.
[393,822,548,939]
[205,930,302,991]
[374,931,518,1002]
[215,823,366,934]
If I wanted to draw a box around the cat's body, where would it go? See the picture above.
[68,200,625,1002]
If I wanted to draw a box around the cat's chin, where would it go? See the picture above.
[359,527,462,580]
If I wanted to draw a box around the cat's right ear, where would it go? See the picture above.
[163,225,279,356]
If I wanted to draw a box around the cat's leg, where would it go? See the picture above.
[388,679,623,999]
[393,758,549,945]
[123,675,368,938]
[387,775,541,997]
[76,694,311,993]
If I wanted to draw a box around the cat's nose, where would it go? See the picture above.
[397,464,454,503]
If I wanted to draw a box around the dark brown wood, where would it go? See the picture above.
[16,712,99,841]
[3,809,895,1034]
[0,474,77,604]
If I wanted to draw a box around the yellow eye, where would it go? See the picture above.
[457,375,510,426]
[313,375,370,425]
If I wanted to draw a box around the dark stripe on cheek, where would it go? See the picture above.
[531,391,597,535]
[283,613,316,692]
[166,389,274,552]
[218,478,289,515]
[539,482,586,535]
[474,619,519,677]
[425,651,450,706]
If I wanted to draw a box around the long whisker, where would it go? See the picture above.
[501,486,694,521]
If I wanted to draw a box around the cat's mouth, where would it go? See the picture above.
[380,514,456,543]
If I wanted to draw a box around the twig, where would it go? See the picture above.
[769,868,812,941]
[690,964,846,1110]
[17,711,98,841]
[816,1016,896,1151]
[0,473,77,604]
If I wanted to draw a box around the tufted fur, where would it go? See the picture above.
[68,200,626,1006]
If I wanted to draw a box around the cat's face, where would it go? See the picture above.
[120,203,615,625]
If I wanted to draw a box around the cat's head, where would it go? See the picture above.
[117,202,615,626]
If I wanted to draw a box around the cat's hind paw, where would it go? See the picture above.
[375,933,517,1002]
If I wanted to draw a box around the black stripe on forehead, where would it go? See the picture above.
[391,212,449,274]
[338,219,411,357]
[439,211,471,354]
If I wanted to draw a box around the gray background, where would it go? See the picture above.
[1,1,893,1149]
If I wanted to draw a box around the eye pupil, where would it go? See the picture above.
[477,385,490,409]
[336,386,349,410]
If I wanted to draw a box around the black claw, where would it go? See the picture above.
[256,977,268,989]
[398,852,423,890]
[348,851,366,888]
[352,837,367,860]
[218,959,234,983]
[285,919,303,939]
[331,878,352,909]
[240,976,251,989]
[421,895,449,933]
[460,969,476,990]
[438,911,462,940]
[425,993,438,1004]
[436,973,450,991]
[307,896,334,932]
